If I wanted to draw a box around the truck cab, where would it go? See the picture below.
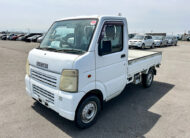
[25,15,162,128]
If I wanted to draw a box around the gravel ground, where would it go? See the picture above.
[0,40,190,138]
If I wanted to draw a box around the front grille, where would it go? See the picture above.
[33,85,54,104]
[31,69,57,87]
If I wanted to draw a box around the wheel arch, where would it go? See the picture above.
[143,66,156,75]
[75,89,104,119]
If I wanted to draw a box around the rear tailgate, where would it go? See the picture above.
[128,50,162,77]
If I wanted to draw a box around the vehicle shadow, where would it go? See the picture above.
[32,81,174,138]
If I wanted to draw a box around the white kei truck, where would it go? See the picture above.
[25,15,162,128]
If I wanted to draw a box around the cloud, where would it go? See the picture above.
[0,0,189,34]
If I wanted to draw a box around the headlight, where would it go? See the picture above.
[59,70,78,92]
[26,59,30,76]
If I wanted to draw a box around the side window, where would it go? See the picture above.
[98,23,123,56]
[144,36,148,40]
[149,36,152,39]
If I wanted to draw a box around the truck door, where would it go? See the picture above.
[95,21,127,99]
[149,36,153,46]
[145,36,151,46]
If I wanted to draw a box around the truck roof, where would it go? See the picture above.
[56,15,126,22]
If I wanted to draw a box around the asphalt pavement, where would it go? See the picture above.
[0,40,190,138]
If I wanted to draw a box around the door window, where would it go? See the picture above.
[98,22,123,56]
[144,36,148,40]
[148,36,152,39]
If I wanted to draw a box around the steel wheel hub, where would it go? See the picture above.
[147,73,153,85]
[81,101,97,123]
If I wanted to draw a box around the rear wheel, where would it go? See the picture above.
[142,69,154,88]
[75,95,101,129]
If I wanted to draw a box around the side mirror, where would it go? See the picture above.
[99,40,112,56]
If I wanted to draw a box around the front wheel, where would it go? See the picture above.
[142,69,154,88]
[75,95,101,129]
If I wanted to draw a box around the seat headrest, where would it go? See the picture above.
[105,25,115,38]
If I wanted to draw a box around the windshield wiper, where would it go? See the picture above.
[37,47,86,54]
[56,48,86,54]
[37,47,57,51]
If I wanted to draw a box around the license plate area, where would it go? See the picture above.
[32,84,55,105]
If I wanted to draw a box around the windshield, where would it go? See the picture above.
[166,36,172,39]
[40,19,97,54]
[132,35,144,40]
[153,36,163,40]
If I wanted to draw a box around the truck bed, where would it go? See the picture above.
[128,49,162,77]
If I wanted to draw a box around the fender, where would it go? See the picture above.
[144,66,156,74]
[80,81,96,94]
[95,81,107,101]
[80,81,107,101]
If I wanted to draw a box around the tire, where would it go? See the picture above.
[142,69,154,88]
[142,43,145,49]
[75,95,101,129]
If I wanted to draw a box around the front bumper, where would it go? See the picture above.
[155,42,161,47]
[25,75,85,121]
[129,42,142,47]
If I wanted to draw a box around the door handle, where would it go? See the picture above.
[121,54,126,58]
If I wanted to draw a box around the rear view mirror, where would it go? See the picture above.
[99,40,112,56]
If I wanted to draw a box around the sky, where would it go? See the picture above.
[0,0,190,34]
